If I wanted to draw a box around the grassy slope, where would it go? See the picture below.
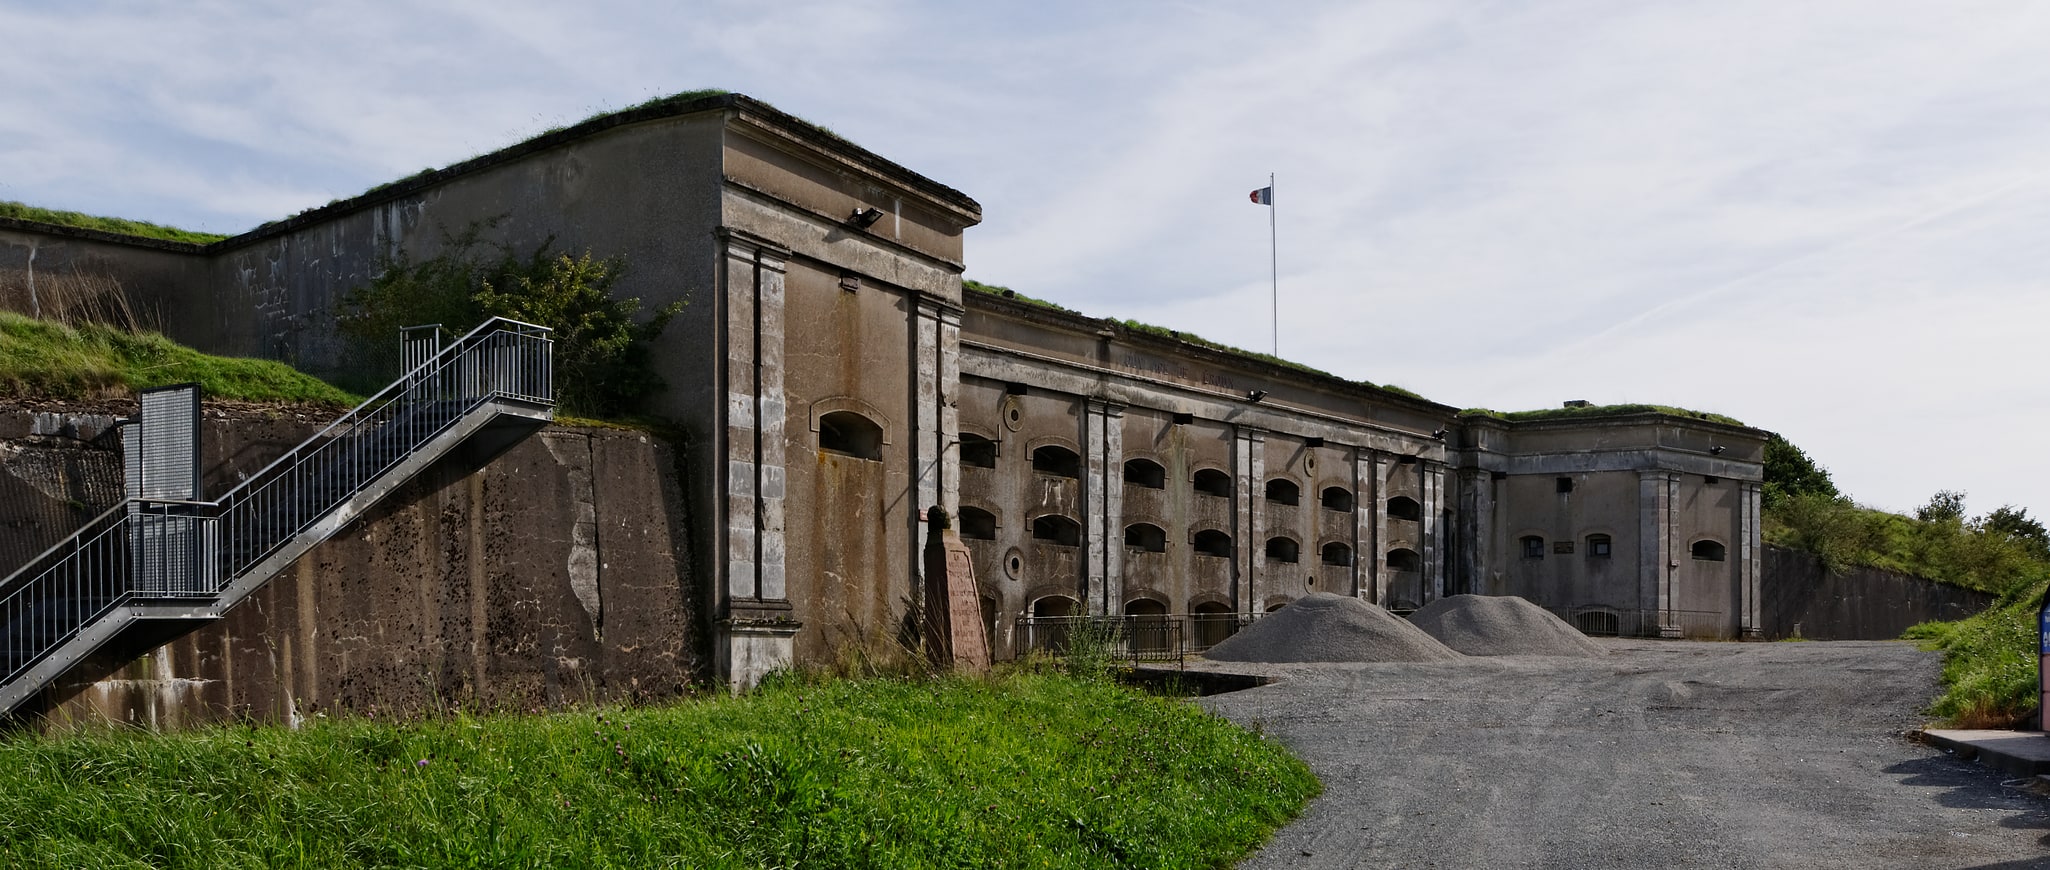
[0,672,1317,869]
[1904,580,2047,727]
[0,312,356,406]
[0,201,227,245]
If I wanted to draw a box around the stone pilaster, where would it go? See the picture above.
[1235,428,1266,616]
[1455,467,1494,597]
[716,229,796,689]
[1740,480,1762,638]
[1421,461,1446,604]
[1367,451,1390,605]
[1639,469,1680,637]
[1082,400,1125,615]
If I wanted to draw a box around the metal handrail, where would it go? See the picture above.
[0,318,552,697]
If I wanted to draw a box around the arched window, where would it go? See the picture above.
[1032,596,1075,618]
[958,507,997,541]
[1124,523,1167,553]
[818,411,883,460]
[1193,468,1232,497]
[1265,478,1300,506]
[1031,445,1080,478]
[1123,458,1166,489]
[1387,496,1422,521]
[1192,529,1233,558]
[1265,537,1300,563]
[1192,601,1236,649]
[1031,514,1081,547]
[1521,535,1546,559]
[1265,599,1291,613]
[1586,533,1612,558]
[1691,540,1727,562]
[1386,548,1421,572]
[1321,542,1353,567]
[960,433,997,469]
[1321,487,1355,512]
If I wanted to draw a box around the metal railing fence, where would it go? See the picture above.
[1013,615,1187,664]
[0,318,551,692]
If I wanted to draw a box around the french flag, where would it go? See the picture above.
[1249,186,1273,206]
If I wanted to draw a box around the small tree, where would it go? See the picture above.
[1917,490,1968,525]
[339,225,681,418]
[1762,434,1839,509]
[1980,505,2050,561]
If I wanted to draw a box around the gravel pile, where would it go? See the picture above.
[1408,594,1606,657]
[1204,593,1462,663]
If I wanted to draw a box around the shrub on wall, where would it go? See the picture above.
[339,225,680,418]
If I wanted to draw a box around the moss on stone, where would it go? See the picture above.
[0,201,226,245]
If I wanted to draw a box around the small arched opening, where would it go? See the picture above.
[1387,496,1422,521]
[818,411,883,460]
[1265,537,1300,564]
[1193,468,1232,497]
[1321,542,1353,567]
[1691,540,1727,562]
[1321,487,1355,512]
[960,433,998,469]
[957,506,997,541]
[1192,600,1236,649]
[1124,522,1167,553]
[1031,514,1082,547]
[1192,529,1233,558]
[1123,458,1166,489]
[1265,478,1300,506]
[1124,598,1171,652]
[1031,445,1080,478]
[1385,547,1421,572]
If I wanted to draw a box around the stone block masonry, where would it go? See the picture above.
[1,406,700,729]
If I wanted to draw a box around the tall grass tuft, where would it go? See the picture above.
[0,312,357,406]
[0,672,1317,868]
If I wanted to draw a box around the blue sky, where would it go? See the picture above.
[5,0,2048,518]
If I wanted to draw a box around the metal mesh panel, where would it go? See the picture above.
[134,385,200,502]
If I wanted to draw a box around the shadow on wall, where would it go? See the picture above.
[1761,544,1996,640]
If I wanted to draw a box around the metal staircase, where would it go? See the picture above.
[0,317,554,716]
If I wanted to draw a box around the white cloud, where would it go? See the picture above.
[5,0,2049,519]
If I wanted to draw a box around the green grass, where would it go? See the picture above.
[1459,404,1745,426]
[1903,579,2046,728]
[0,312,357,406]
[0,201,228,245]
[963,279,1428,400]
[0,672,1318,868]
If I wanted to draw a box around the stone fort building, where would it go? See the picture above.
[0,93,1767,706]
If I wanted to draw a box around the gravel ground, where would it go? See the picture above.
[1198,639,2050,869]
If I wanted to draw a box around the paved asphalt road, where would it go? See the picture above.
[1199,639,2050,869]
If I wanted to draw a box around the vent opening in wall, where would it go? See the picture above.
[818,411,883,460]
[960,434,997,468]
[1004,382,1029,396]
[1193,468,1232,497]
[958,507,997,540]
[1173,412,1194,425]
[1265,478,1300,506]
[1124,523,1167,553]
[1193,529,1233,558]
[1321,487,1354,512]
[1386,548,1420,571]
[1123,458,1166,489]
[1556,477,1574,493]
[1032,445,1080,478]
[1032,515,1082,547]
[1321,542,1353,567]
[1265,537,1300,563]
[1387,496,1422,521]
[1691,540,1726,561]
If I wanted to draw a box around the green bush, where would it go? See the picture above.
[1764,492,2050,596]
[339,228,679,417]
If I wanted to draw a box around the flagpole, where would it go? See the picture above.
[1269,172,1278,357]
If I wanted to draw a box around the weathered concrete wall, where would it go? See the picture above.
[1,405,699,730]
[1759,544,1994,640]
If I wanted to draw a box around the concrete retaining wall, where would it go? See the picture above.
[1,405,702,729]
[1760,544,1994,640]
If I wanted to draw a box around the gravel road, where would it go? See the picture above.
[1199,639,2050,869]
